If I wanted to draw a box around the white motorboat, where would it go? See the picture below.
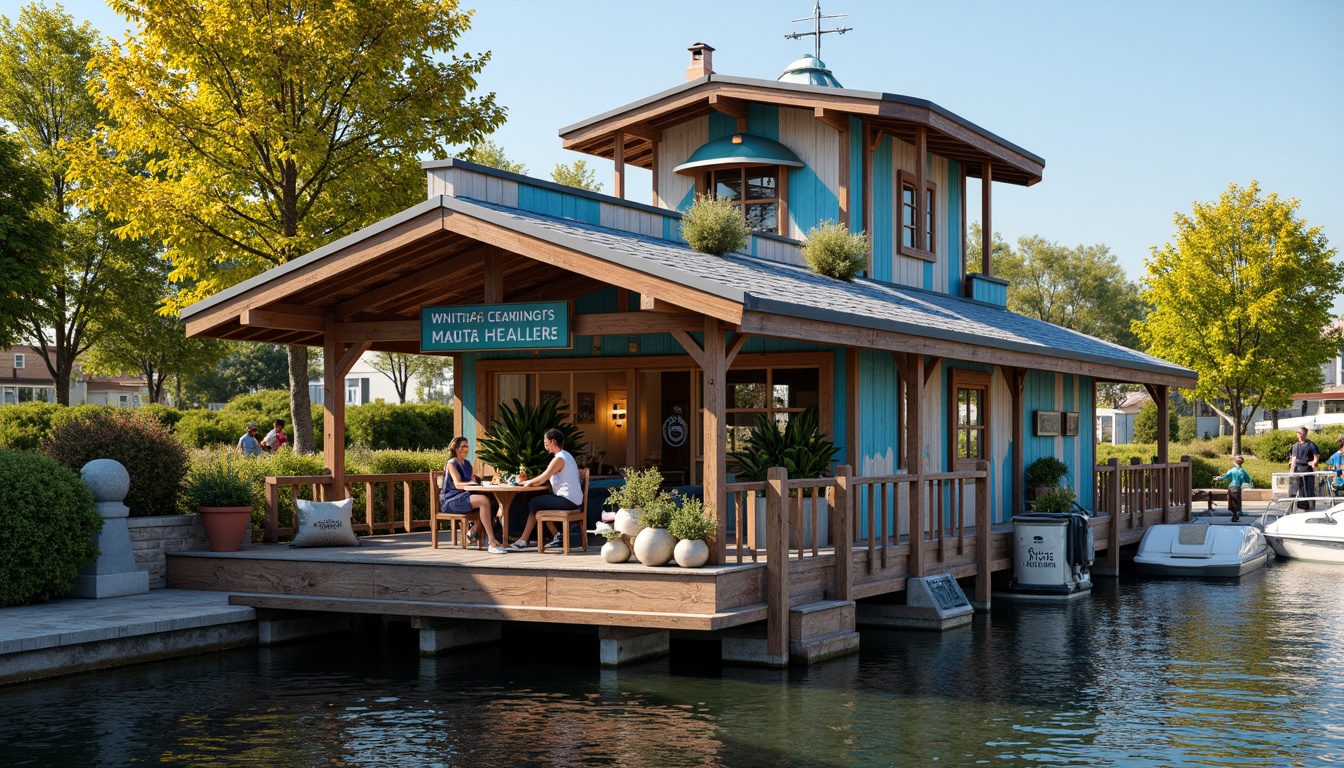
[1263,502,1344,564]
[1133,522,1271,577]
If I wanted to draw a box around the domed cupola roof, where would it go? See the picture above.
[777,53,843,88]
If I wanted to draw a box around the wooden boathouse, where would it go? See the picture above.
[175,43,1197,666]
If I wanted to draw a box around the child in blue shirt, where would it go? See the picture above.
[1213,455,1252,522]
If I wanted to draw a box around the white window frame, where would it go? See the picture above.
[12,353,24,369]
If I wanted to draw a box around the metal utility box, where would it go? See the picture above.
[1010,513,1093,595]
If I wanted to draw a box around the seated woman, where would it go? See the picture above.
[443,436,508,554]
[510,428,583,551]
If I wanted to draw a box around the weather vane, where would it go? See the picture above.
[785,2,852,60]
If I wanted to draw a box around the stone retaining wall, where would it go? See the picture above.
[128,515,209,589]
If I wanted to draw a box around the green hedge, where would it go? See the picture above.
[345,402,454,450]
[38,408,190,517]
[0,401,62,451]
[0,451,100,606]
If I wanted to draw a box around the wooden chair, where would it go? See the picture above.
[429,469,478,550]
[536,469,590,555]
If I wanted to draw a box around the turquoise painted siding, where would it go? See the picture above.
[849,116,864,237]
[947,159,962,295]
[1021,370,1057,482]
[788,164,840,236]
[871,136,894,282]
[855,350,900,539]
[518,184,600,224]
[968,275,1008,305]
[747,104,779,140]
[676,187,696,213]
[708,112,736,141]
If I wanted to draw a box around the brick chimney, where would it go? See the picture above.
[686,43,714,81]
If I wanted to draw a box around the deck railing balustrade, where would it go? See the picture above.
[263,472,434,543]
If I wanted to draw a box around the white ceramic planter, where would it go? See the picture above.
[601,537,632,563]
[673,538,709,568]
[633,527,676,567]
[614,508,645,538]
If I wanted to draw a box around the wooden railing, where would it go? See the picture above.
[262,473,435,543]
[738,463,991,659]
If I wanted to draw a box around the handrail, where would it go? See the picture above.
[263,472,434,543]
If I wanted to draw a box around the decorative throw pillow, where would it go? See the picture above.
[291,497,360,548]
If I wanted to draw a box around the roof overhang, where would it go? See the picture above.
[559,74,1045,186]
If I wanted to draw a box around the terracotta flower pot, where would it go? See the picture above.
[198,506,252,552]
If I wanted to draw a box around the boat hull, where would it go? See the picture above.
[1263,506,1344,564]
[1133,523,1271,578]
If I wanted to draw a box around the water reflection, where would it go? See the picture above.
[1,561,1342,766]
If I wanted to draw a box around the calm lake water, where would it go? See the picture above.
[2,561,1341,767]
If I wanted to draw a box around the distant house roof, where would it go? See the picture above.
[182,192,1195,387]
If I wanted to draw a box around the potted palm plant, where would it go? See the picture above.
[180,450,256,552]
[476,398,587,477]
[668,495,715,568]
[728,408,840,549]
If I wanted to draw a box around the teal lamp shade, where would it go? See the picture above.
[673,134,805,174]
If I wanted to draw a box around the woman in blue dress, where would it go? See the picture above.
[443,436,508,554]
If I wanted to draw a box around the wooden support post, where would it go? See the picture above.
[702,317,728,563]
[1105,457,1121,572]
[974,459,991,606]
[766,466,789,661]
[451,354,463,439]
[863,123,875,276]
[981,161,993,276]
[613,130,625,200]
[1005,367,1025,518]
[650,138,661,208]
[1180,454,1193,522]
[908,355,925,578]
[322,320,345,500]
[837,119,850,225]
[483,251,503,304]
[833,465,852,602]
[915,126,927,252]
[1155,385,1170,522]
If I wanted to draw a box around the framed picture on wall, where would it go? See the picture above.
[1034,410,1062,437]
[576,392,595,423]
[1064,412,1080,436]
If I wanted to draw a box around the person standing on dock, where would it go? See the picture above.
[1213,455,1252,522]
[1288,426,1320,509]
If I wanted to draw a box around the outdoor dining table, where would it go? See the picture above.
[459,482,546,543]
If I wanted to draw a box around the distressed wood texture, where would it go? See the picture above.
[656,116,706,210]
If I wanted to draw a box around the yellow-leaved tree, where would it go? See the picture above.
[71,0,506,452]
[1134,182,1341,456]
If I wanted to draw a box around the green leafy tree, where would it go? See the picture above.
[0,135,56,348]
[463,138,526,173]
[71,0,506,452]
[0,4,154,405]
[550,159,602,192]
[413,356,453,403]
[84,257,226,404]
[1134,182,1342,456]
[965,221,1013,275]
[1133,400,1179,444]
[185,343,291,405]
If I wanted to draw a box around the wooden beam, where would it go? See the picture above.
[451,354,463,439]
[814,107,849,133]
[671,330,707,369]
[483,251,503,304]
[908,354,925,577]
[709,93,749,120]
[576,312,700,336]
[331,247,486,320]
[334,321,419,343]
[834,114,850,226]
[702,317,728,563]
[323,318,346,499]
[639,295,684,313]
[724,332,749,369]
[613,130,625,200]
[738,311,1198,389]
[650,138,661,208]
[982,161,993,276]
[1004,366,1025,518]
[338,341,372,380]
[863,123,876,276]
[239,309,325,334]
[924,356,941,387]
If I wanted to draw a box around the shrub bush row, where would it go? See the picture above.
[0,451,100,606]
[0,394,453,451]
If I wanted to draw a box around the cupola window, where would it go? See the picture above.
[710,166,780,232]
[675,133,805,236]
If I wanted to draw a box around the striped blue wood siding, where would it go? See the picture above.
[517,184,600,224]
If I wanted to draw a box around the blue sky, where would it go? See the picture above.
[5,0,1342,290]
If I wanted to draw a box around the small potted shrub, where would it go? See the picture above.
[802,221,868,282]
[181,450,257,552]
[1032,488,1077,514]
[680,194,750,256]
[668,495,715,568]
[1025,456,1069,500]
[632,493,677,567]
[598,527,631,564]
[607,466,664,540]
